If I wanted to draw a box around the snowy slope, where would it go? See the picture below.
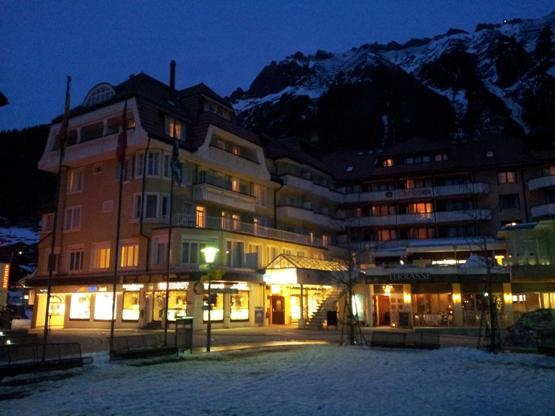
[232,11,555,148]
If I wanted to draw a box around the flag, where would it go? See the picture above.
[171,136,183,185]
[116,99,128,165]
[57,76,71,159]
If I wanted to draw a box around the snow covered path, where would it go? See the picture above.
[2,346,555,415]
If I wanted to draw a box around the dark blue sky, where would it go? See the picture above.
[1,0,553,131]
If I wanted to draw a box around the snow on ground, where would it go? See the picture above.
[2,345,555,415]
[0,227,39,246]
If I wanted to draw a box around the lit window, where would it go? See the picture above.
[94,292,115,320]
[230,291,249,321]
[92,243,111,269]
[83,84,115,107]
[122,292,140,321]
[497,171,516,184]
[195,206,206,228]
[377,229,397,241]
[231,178,240,192]
[181,240,209,264]
[164,116,185,140]
[408,202,433,214]
[120,243,139,268]
[383,159,394,167]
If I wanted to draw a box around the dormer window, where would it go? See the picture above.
[83,83,115,107]
[435,153,448,161]
[164,116,186,140]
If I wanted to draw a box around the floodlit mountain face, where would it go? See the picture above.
[231,12,555,151]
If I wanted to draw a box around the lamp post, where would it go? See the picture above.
[201,247,219,353]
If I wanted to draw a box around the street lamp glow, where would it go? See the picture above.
[201,247,219,264]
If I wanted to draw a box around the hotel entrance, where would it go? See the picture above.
[270,295,285,324]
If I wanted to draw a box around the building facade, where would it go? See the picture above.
[28,68,555,331]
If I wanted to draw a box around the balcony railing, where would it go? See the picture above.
[276,205,342,229]
[281,174,343,202]
[173,213,327,248]
[343,182,489,203]
[192,182,256,212]
[531,203,555,218]
[528,175,555,191]
[346,209,491,227]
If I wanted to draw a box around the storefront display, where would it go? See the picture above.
[69,293,91,320]
[94,292,115,320]
[122,291,140,321]
[230,291,249,321]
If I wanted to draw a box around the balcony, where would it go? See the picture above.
[342,183,489,203]
[531,203,555,218]
[363,264,508,278]
[346,209,491,227]
[192,183,256,212]
[281,174,343,202]
[173,213,326,247]
[276,205,342,229]
[528,175,555,191]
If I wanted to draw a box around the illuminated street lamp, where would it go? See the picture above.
[201,247,219,352]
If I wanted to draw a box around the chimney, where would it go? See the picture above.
[169,60,176,90]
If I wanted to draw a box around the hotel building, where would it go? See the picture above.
[27,67,555,330]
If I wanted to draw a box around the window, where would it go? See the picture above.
[67,169,83,193]
[231,178,240,192]
[161,194,169,220]
[404,178,432,189]
[435,153,448,161]
[146,151,160,177]
[145,193,158,219]
[92,243,111,270]
[203,290,223,322]
[377,229,397,241]
[68,249,84,272]
[543,165,555,176]
[164,116,185,140]
[117,158,134,182]
[498,171,517,184]
[409,227,434,239]
[80,122,104,142]
[181,240,208,264]
[247,244,262,267]
[132,194,142,219]
[42,213,54,233]
[499,194,520,210]
[162,154,171,178]
[266,246,278,263]
[94,292,115,320]
[152,236,168,266]
[64,206,81,231]
[253,184,267,206]
[102,200,113,213]
[84,84,115,107]
[231,214,240,231]
[122,292,140,321]
[322,235,330,247]
[408,202,433,214]
[69,294,91,320]
[226,241,244,267]
[371,205,395,216]
[230,291,249,321]
[120,242,139,268]
[195,206,206,228]
[135,153,144,177]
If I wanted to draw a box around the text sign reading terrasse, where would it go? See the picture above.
[388,272,431,282]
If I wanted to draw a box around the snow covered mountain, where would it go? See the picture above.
[231,12,555,151]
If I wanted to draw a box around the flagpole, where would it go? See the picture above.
[109,98,128,355]
[42,76,71,363]
[163,121,178,342]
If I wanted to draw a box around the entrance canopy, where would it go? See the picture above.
[263,254,347,285]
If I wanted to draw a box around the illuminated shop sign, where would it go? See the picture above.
[2,263,9,289]
[122,283,144,291]
[263,269,298,285]
[157,282,189,290]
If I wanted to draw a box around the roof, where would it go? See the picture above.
[265,254,347,271]
[265,137,331,175]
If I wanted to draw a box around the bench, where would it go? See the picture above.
[110,333,178,360]
[0,342,92,378]
[368,331,440,350]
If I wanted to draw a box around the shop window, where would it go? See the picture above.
[92,243,110,270]
[94,292,115,320]
[203,291,224,322]
[68,249,84,272]
[120,243,139,268]
[230,291,249,321]
[64,206,82,231]
[69,293,91,320]
[498,171,517,184]
[67,168,83,193]
[167,293,188,322]
[122,292,140,321]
